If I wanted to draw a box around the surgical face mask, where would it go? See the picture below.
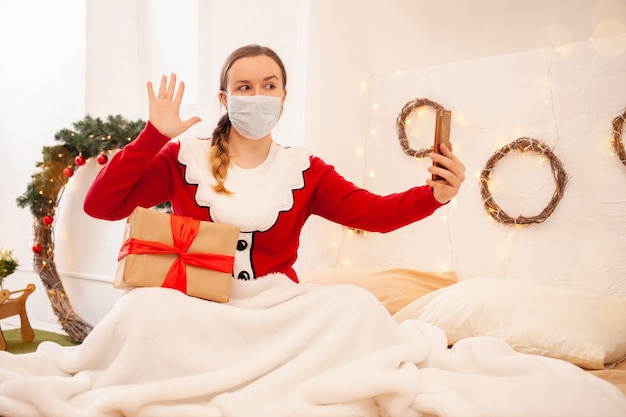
[226,94,282,140]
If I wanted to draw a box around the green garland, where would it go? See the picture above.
[15,114,145,343]
[16,115,146,218]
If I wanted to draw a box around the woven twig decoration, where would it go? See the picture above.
[396,98,447,158]
[480,137,569,226]
[611,108,626,168]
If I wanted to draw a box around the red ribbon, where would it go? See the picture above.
[118,214,234,293]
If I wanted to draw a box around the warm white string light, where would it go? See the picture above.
[547,46,562,148]
[331,45,581,275]
[333,64,457,274]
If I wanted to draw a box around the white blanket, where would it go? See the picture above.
[0,274,625,417]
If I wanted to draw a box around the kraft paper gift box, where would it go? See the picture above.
[115,206,240,302]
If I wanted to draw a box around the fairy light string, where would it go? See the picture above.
[334,45,623,277]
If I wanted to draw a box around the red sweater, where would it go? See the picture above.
[84,122,443,282]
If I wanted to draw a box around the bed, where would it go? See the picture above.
[592,360,626,396]
[302,268,626,389]
[0,269,624,417]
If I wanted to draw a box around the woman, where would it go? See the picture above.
[83,44,466,282]
[1,44,624,417]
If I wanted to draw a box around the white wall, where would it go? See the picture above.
[1,0,625,332]
[298,0,626,277]
[323,37,626,296]
[0,0,88,331]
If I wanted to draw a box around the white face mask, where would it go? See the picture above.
[226,94,282,140]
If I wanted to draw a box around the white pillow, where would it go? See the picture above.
[393,278,626,370]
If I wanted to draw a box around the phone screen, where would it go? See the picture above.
[432,109,451,181]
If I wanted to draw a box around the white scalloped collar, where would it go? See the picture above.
[177,137,311,232]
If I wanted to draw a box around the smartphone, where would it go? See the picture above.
[432,109,451,181]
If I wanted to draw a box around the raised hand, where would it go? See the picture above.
[146,73,201,138]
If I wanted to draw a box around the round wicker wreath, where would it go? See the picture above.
[16,115,146,343]
[479,137,569,226]
[396,98,447,158]
[611,108,626,169]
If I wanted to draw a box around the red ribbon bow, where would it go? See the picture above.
[118,214,234,293]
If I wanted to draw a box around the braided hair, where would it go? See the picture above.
[210,45,288,193]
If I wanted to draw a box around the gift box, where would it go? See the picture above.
[115,207,240,302]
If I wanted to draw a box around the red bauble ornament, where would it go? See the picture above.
[63,167,74,178]
[42,215,54,226]
[96,153,108,165]
[74,154,86,166]
[32,243,43,254]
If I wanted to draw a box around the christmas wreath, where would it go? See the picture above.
[396,98,448,158]
[479,137,569,226]
[16,115,146,343]
[612,108,626,169]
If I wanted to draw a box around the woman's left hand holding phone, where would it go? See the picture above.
[147,73,202,139]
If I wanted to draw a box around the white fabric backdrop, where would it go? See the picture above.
[326,35,626,296]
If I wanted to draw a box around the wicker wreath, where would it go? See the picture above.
[15,115,146,343]
[396,98,447,158]
[479,137,569,226]
[612,108,626,169]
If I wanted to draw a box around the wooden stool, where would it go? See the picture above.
[0,283,36,351]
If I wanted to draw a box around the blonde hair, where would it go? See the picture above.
[210,44,288,194]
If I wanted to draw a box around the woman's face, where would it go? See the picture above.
[220,55,286,105]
